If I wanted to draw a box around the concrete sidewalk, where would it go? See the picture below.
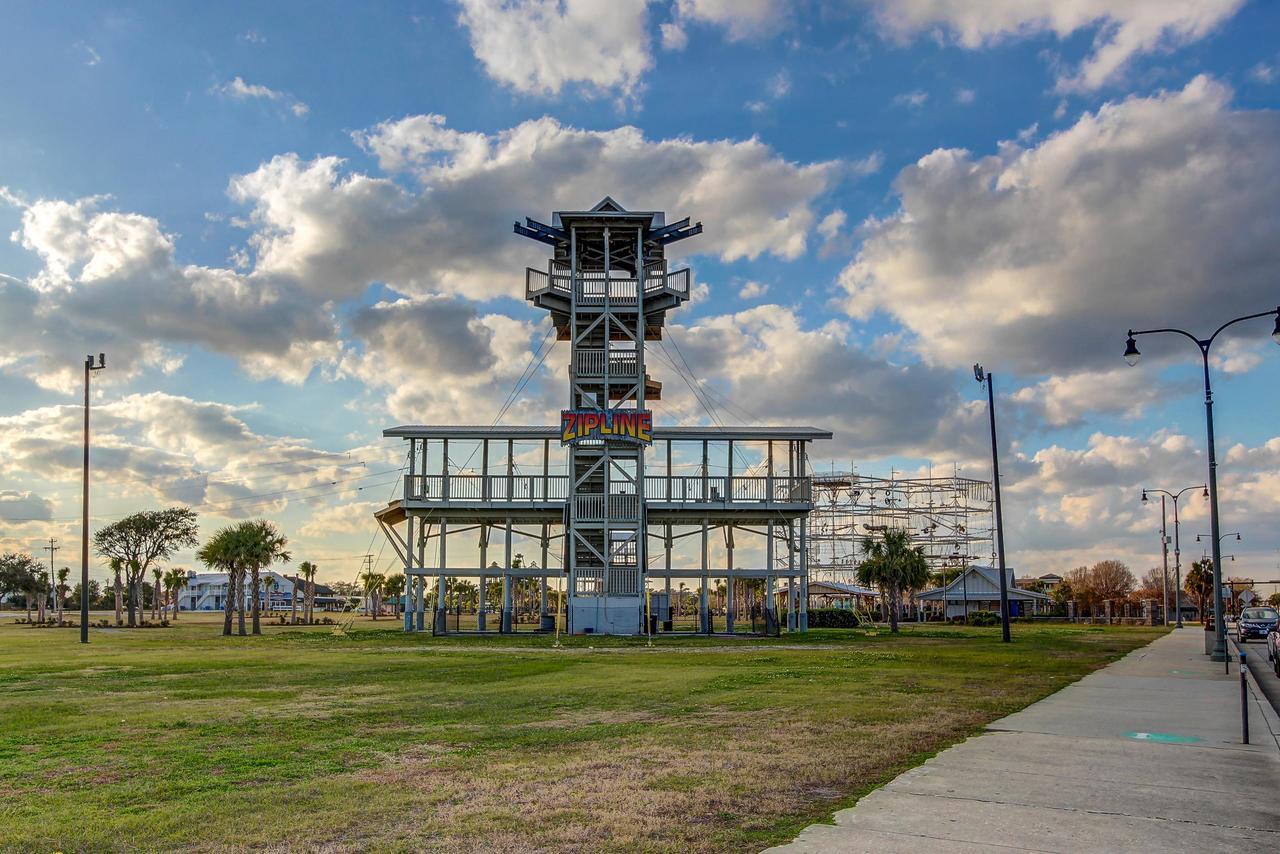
[768,628,1280,853]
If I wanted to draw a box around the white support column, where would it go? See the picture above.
[766,519,776,634]
[501,517,513,633]
[436,519,447,634]
[416,522,426,631]
[701,517,710,634]
[799,514,809,631]
[725,524,735,634]
[478,524,489,632]
[787,520,797,632]
[664,524,672,631]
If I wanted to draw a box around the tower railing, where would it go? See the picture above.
[525,261,691,302]
[403,473,812,505]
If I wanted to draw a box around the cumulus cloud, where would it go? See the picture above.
[672,0,790,42]
[455,0,652,100]
[863,0,1245,92]
[650,305,963,460]
[840,76,1280,381]
[2,192,338,390]
[339,295,556,424]
[0,393,382,520]
[232,115,841,302]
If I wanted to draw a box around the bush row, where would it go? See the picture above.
[807,608,863,628]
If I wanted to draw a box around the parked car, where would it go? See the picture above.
[1236,606,1279,643]
[1269,626,1280,677]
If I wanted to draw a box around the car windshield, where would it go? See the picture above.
[1241,608,1277,620]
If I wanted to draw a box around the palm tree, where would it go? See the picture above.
[239,521,291,636]
[56,566,70,623]
[109,557,124,625]
[152,565,164,622]
[298,561,318,624]
[198,526,246,636]
[856,529,930,634]
[163,568,187,620]
[361,571,386,619]
[382,573,406,618]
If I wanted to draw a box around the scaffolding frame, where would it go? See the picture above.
[809,470,994,584]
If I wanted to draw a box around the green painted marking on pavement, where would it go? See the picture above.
[1125,731,1203,744]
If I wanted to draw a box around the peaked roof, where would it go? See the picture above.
[591,195,626,212]
[918,565,1052,601]
[809,580,878,596]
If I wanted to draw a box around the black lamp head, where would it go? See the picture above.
[1123,333,1140,367]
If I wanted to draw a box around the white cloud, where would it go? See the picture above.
[1002,428,1280,574]
[211,76,309,117]
[767,69,791,99]
[231,115,841,303]
[2,192,338,390]
[455,0,652,100]
[1251,62,1276,84]
[1009,368,1179,428]
[893,89,928,108]
[660,21,688,51]
[651,305,962,460]
[840,76,1280,381]
[864,0,1244,93]
[955,87,975,104]
[737,280,768,299]
[673,0,789,41]
[0,393,373,518]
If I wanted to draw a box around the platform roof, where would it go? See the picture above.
[383,425,833,442]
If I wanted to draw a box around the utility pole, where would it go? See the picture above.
[81,353,106,644]
[43,537,60,614]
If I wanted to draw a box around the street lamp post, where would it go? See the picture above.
[81,353,105,644]
[974,364,1011,643]
[1142,485,1205,629]
[1125,307,1280,662]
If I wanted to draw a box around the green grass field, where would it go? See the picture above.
[0,613,1164,852]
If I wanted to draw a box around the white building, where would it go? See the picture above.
[178,571,300,612]
[917,566,1052,619]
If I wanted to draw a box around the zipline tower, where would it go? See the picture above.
[376,197,829,637]
[518,197,701,633]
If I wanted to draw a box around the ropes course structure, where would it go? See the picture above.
[808,470,994,584]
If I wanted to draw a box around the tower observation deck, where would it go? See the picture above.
[376,199,830,635]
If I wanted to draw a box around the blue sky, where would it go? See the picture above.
[2,0,1279,584]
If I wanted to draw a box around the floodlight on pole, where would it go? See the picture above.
[974,363,1011,643]
[81,352,106,644]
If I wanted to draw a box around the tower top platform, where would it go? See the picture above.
[383,424,833,442]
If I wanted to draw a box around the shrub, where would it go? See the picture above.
[807,608,861,629]
[967,610,1000,627]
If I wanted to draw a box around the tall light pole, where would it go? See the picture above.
[974,364,1010,643]
[1142,485,1205,629]
[81,353,105,644]
[1125,306,1280,661]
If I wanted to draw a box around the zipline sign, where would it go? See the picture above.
[561,409,653,445]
